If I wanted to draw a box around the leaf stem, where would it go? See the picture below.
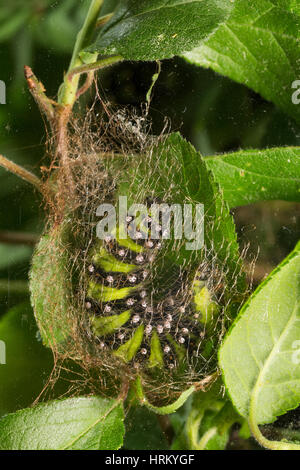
[67,55,123,81]
[134,376,195,415]
[197,427,217,449]
[186,409,204,449]
[146,60,161,110]
[249,414,300,450]
[58,0,105,107]
[0,154,43,192]
[76,71,95,99]
[53,0,122,173]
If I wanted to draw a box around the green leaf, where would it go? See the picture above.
[0,396,125,450]
[124,133,245,296]
[0,302,53,417]
[29,225,73,348]
[205,146,300,207]
[219,241,300,426]
[88,0,233,61]
[183,0,300,124]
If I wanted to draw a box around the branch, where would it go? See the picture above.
[0,231,39,246]
[24,65,56,124]
[0,154,43,193]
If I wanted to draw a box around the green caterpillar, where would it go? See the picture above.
[85,204,221,372]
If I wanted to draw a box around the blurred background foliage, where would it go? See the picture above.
[0,0,299,445]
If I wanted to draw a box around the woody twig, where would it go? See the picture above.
[24,65,56,129]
